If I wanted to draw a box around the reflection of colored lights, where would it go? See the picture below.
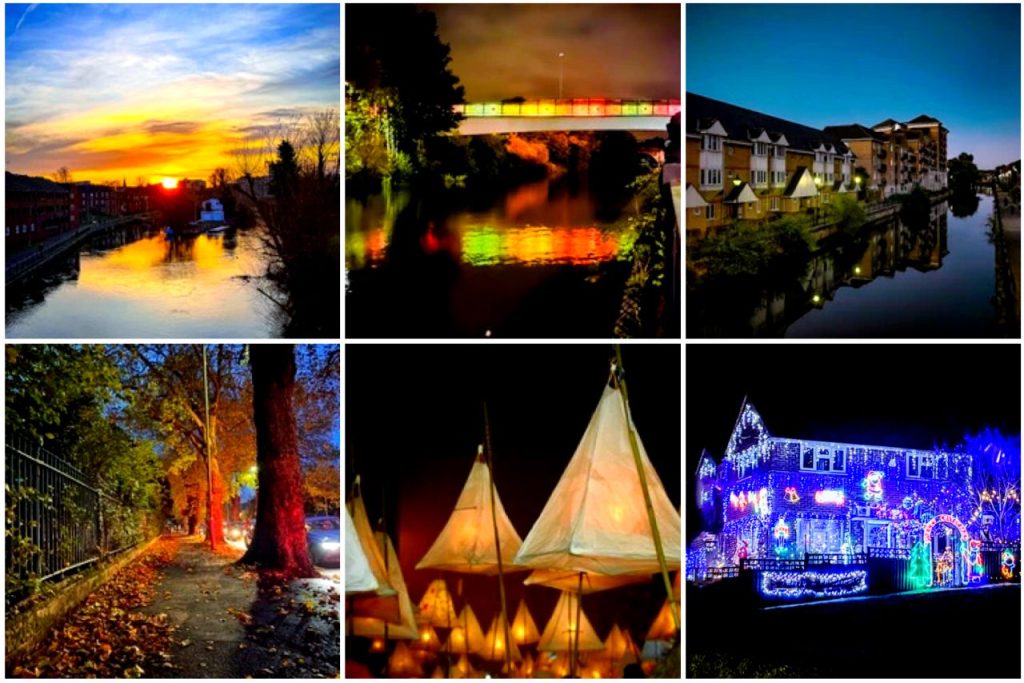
[461,226,627,266]
[367,229,387,261]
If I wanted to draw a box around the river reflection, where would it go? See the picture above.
[6,227,278,338]
[346,178,637,337]
[690,195,1010,338]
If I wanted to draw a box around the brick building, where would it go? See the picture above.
[5,172,73,250]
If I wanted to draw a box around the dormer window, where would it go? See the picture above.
[701,135,721,152]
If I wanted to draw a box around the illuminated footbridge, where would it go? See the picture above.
[454,98,681,135]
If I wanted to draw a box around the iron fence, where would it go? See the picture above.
[5,436,139,599]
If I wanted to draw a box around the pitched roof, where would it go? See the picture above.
[872,118,899,129]
[686,93,851,154]
[908,114,940,124]
[823,123,886,143]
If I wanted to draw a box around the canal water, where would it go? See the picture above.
[6,226,279,338]
[690,194,1009,338]
[346,178,638,337]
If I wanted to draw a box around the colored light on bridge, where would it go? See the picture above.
[456,98,682,118]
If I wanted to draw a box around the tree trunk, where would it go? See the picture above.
[208,455,225,548]
[240,344,314,576]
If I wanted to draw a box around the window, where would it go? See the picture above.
[775,145,785,158]
[702,135,720,151]
[832,450,845,471]
[705,204,716,220]
[771,196,780,211]
[824,194,830,204]
[801,445,846,473]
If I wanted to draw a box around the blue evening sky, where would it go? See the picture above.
[687,4,1021,168]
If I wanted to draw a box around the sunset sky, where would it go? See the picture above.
[5,3,339,184]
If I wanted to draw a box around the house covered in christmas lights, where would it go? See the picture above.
[688,400,1019,596]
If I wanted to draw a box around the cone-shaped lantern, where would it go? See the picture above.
[410,623,441,652]
[345,507,378,593]
[347,488,400,623]
[513,386,681,577]
[445,604,487,655]
[604,624,638,666]
[511,598,540,645]
[452,654,475,679]
[482,612,523,663]
[387,641,423,677]
[430,665,444,679]
[645,599,677,641]
[537,591,605,652]
[416,450,526,574]
[416,578,458,628]
[348,530,419,640]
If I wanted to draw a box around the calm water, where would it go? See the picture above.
[346,178,637,337]
[691,195,1011,338]
[6,227,278,338]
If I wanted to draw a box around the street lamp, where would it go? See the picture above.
[558,52,565,99]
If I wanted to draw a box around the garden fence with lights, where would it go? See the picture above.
[688,401,1021,601]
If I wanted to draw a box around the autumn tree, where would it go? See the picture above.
[122,345,251,549]
[240,344,315,576]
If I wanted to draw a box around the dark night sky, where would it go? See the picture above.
[425,4,681,101]
[347,344,680,643]
[685,344,1021,541]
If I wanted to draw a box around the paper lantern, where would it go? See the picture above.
[513,386,681,577]
[387,641,423,678]
[411,623,441,652]
[416,579,458,628]
[347,490,400,623]
[645,599,678,641]
[537,591,605,653]
[482,612,523,662]
[445,604,486,655]
[416,449,526,574]
[511,598,540,645]
[348,531,418,640]
[345,507,378,594]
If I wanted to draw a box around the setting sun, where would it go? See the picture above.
[161,177,178,190]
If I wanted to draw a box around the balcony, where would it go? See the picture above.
[877,149,887,159]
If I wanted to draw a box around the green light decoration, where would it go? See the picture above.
[908,540,932,590]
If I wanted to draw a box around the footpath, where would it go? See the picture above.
[10,534,340,679]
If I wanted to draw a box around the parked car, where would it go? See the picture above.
[224,521,252,546]
[306,516,340,567]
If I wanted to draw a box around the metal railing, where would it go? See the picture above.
[806,552,867,566]
[6,211,155,285]
[5,436,141,601]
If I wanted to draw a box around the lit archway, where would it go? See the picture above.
[923,514,971,586]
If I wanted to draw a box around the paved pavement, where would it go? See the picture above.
[140,535,340,678]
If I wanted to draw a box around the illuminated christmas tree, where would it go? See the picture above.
[908,541,931,590]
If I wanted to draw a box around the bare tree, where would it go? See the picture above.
[208,167,233,189]
[301,109,340,181]
[51,166,73,184]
